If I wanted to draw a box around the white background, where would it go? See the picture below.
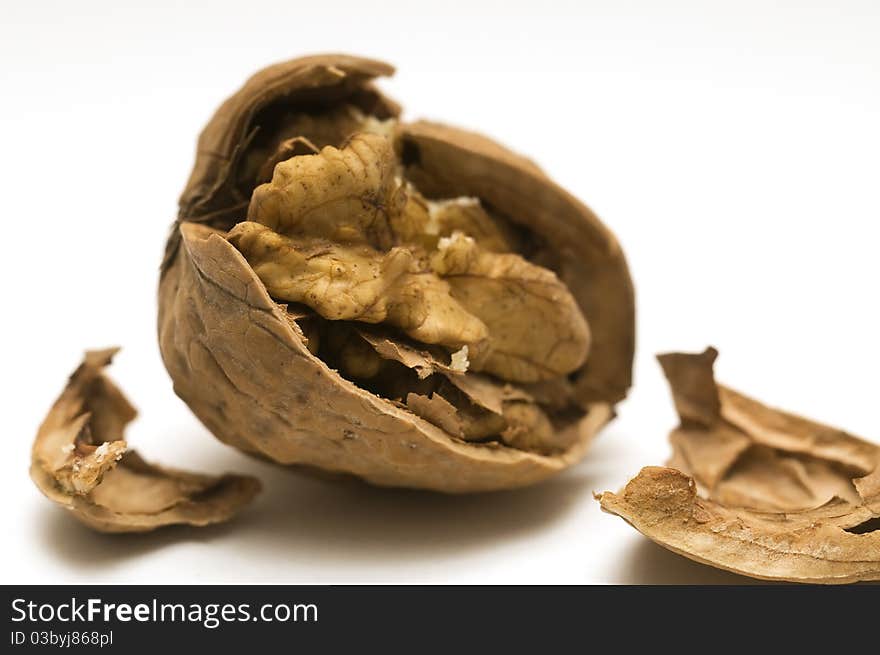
[2,0,878,584]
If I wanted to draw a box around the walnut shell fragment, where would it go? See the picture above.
[158,54,635,492]
[598,348,880,584]
[30,348,260,533]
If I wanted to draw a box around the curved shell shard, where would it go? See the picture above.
[31,349,260,533]
[598,348,880,584]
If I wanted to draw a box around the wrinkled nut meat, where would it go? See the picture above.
[158,54,635,492]
[31,349,260,532]
[598,348,880,584]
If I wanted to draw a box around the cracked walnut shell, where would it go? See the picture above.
[158,54,635,492]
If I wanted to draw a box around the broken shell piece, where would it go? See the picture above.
[597,347,880,584]
[30,349,260,533]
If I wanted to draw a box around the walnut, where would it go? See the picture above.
[159,54,635,492]
[597,348,880,584]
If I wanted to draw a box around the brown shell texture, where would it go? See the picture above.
[158,54,635,492]
[598,348,880,584]
[31,349,260,533]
